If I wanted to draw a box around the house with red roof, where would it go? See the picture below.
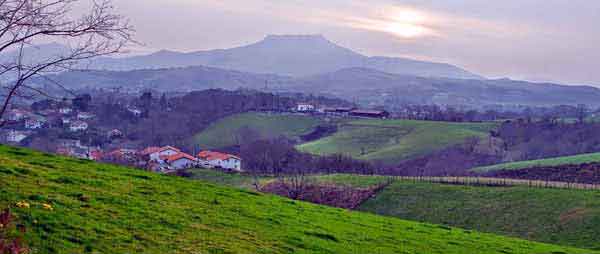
[164,152,198,170]
[140,146,181,161]
[197,151,242,171]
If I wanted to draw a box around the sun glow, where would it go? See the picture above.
[383,9,433,38]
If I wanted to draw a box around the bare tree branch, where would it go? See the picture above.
[0,0,135,126]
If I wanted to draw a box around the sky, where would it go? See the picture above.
[105,0,600,86]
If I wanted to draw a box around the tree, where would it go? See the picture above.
[0,0,134,125]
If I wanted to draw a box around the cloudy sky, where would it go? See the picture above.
[108,0,599,85]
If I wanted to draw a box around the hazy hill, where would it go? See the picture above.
[22,35,480,79]
[32,65,600,107]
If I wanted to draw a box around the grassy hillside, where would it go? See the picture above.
[193,112,322,149]
[359,181,600,250]
[298,119,495,164]
[0,145,594,254]
[472,152,600,173]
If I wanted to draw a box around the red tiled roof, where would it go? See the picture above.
[165,152,197,163]
[197,151,240,161]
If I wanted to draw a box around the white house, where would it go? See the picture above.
[296,103,315,112]
[69,120,88,132]
[59,107,73,115]
[165,152,198,170]
[140,146,181,161]
[77,112,95,120]
[25,116,46,129]
[197,151,242,171]
[6,130,30,143]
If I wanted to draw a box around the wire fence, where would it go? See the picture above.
[390,176,600,191]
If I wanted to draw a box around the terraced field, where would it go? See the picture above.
[298,119,495,164]
[0,145,594,253]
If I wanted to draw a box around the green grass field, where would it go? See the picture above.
[472,152,600,173]
[193,112,323,149]
[358,181,600,250]
[298,119,495,164]
[0,145,594,253]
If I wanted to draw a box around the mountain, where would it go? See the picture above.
[287,67,600,107]
[33,65,600,108]
[87,34,480,79]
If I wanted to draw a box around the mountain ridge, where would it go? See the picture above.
[6,35,480,79]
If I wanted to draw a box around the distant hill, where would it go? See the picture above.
[31,65,600,107]
[2,145,592,253]
[11,35,479,79]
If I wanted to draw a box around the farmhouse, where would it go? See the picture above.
[324,107,357,116]
[69,121,88,132]
[25,115,47,129]
[296,103,315,112]
[77,112,95,120]
[349,109,390,119]
[197,151,242,171]
[59,107,73,115]
[164,152,198,170]
[5,130,30,143]
[140,146,181,161]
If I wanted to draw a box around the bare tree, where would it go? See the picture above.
[0,0,134,125]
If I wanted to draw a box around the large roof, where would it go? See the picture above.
[197,151,240,161]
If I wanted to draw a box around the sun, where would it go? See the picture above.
[383,9,432,38]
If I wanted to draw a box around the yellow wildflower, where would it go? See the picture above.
[16,201,30,209]
[42,203,54,211]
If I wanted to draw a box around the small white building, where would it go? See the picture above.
[6,130,30,143]
[296,103,315,112]
[77,112,95,120]
[69,120,88,132]
[25,116,46,129]
[197,151,242,171]
[59,107,73,115]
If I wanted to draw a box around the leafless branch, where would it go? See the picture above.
[0,0,135,126]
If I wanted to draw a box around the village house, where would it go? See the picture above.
[59,107,73,115]
[77,112,95,120]
[164,152,198,170]
[197,151,242,171]
[323,107,357,116]
[296,103,315,112]
[139,146,181,161]
[24,115,47,129]
[69,120,88,132]
[5,130,30,143]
